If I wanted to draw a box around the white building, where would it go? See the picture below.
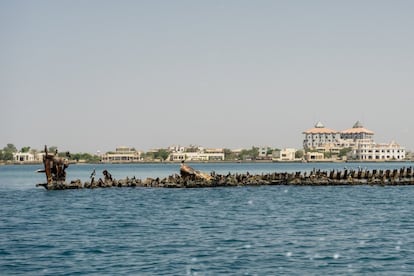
[340,121,374,141]
[258,147,269,158]
[303,121,406,161]
[168,145,185,153]
[272,148,297,161]
[353,141,405,161]
[341,122,405,160]
[101,147,143,163]
[305,151,324,161]
[168,146,225,161]
[303,122,340,151]
[13,152,35,162]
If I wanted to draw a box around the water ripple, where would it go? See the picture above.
[2,165,414,274]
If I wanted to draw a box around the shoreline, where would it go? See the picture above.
[2,159,414,166]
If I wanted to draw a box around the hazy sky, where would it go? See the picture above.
[1,1,413,153]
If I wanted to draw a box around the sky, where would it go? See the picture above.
[1,1,413,153]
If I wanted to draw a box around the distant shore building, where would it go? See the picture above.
[340,121,374,141]
[168,145,185,153]
[101,147,143,163]
[305,151,324,161]
[406,151,414,161]
[13,152,35,163]
[257,147,269,159]
[353,141,405,161]
[272,148,297,162]
[303,122,340,150]
[13,151,44,163]
[168,146,225,161]
[302,121,406,161]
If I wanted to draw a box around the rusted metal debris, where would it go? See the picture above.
[36,145,78,190]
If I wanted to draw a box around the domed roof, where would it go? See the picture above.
[303,122,338,134]
[353,121,364,128]
[341,121,374,135]
[315,121,325,128]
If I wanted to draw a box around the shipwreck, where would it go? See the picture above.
[36,146,414,190]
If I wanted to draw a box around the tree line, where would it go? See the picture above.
[0,144,100,163]
[0,144,18,161]
[1,144,305,163]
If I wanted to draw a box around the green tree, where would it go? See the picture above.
[21,146,31,153]
[84,153,100,163]
[238,149,249,160]
[142,152,154,160]
[251,147,259,160]
[48,146,58,154]
[69,152,100,163]
[154,149,170,161]
[57,151,68,158]
[2,144,17,161]
[266,148,274,156]
[295,150,304,159]
[339,147,353,157]
[224,148,238,160]
[238,147,260,160]
[4,144,17,153]
[2,152,13,161]
[324,151,332,159]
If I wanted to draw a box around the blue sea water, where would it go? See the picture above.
[1,162,414,275]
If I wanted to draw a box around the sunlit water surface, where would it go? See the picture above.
[1,162,414,275]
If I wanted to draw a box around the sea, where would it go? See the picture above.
[1,162,414,275]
